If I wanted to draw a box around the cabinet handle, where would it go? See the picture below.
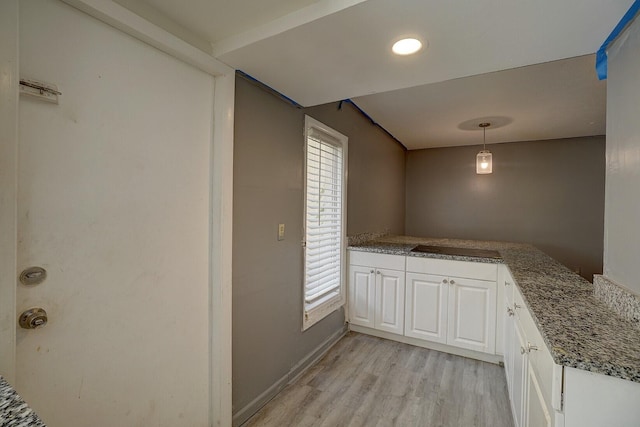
[507,307,515,317]
[505,281,511,286]
[527,343,538,352]
[514,303,522,310]
[442,279,449,284]
[450,279,455,285]
[520,346,527,355]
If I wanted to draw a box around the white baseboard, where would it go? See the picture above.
[349,324,503,365]
[233,325,348,427]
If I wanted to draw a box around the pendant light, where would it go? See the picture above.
[476,122,493,174]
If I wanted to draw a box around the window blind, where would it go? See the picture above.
[304,127,344,314]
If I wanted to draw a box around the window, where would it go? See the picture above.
[303,116,348,330]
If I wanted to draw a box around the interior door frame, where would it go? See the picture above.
[0,0,19,387]
[0,0,234,425]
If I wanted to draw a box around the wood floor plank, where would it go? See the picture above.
[243,332,514,427]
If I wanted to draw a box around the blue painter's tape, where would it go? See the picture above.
[596,0,640,80]
[236,70,303,108]
[342,99,406,148]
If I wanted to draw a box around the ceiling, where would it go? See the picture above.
[353,55,606,149]
[116,0,633,149]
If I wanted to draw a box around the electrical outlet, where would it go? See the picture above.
[278,223,285,241]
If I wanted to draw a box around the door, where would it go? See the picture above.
[447,277,497,353]
[16,1,214,425]
[374,268,405,334]
[348,265,375,328]
[405,272,448,343]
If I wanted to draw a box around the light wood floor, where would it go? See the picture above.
[244,332,514,427]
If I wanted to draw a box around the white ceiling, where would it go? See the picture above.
[353,54,607,149]
[117,0,633,149]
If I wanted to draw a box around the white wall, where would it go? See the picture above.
[604,17,640,294]
[15,1,214,425]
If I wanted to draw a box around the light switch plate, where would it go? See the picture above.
[278,223,285,241]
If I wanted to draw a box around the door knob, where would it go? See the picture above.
[19,307,48,329]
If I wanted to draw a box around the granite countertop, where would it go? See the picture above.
[0,377,46,426]
[348,235,640,383]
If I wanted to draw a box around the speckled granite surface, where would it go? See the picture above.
[347,231,390,246]
[349,236,640,383]
[594,275,640,330]
[0,377,46,426]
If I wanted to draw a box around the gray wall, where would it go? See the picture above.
[406,136,605,280]
[233,76,406,421]
[305,102,406,236]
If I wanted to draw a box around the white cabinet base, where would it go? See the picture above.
[563,367,640,427]
[349,324,503,365]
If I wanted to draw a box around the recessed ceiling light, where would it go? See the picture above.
[392,38,423,55]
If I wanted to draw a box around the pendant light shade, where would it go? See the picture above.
[476,150,492,174]
[476,122,493,174]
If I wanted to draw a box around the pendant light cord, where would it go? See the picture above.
[483,126,486,151]
[479,122,490,151]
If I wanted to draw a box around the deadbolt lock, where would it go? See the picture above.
[19,307,48,330]
[19,266,47,286]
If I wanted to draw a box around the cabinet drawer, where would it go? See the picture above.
[406,256,497,281]
[349,251,405,271]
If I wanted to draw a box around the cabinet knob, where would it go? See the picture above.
[376,270,381,275]
[505,281,511,286]
[442,279,449,284]
[514,303,522,310]
[449,279,455,285]
[370,269,375,274]
[520,346,527,355]
[507,307,515,317]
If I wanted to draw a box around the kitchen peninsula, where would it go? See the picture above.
[348,235,640,427]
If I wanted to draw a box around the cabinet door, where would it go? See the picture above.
[526,365,552,427]
[447,277,497,353]
[348,265,375,328]
[404,272,448,343]
[504,303,516,393]
[512,320,528,427]
[374,268,405,334]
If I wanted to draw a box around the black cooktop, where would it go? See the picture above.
[410,245,502,260]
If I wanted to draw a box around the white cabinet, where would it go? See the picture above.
[348,265,375,328]
[405,272,496,353]
[447,277,496,353]
[405,273,448,343]
[510,316,528,427]
[374,268,405,334]
[527,366,552,427]
[503,272,516,393]
[504,275,556,427]
[405,257,497,355]
[348,252,405,335]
